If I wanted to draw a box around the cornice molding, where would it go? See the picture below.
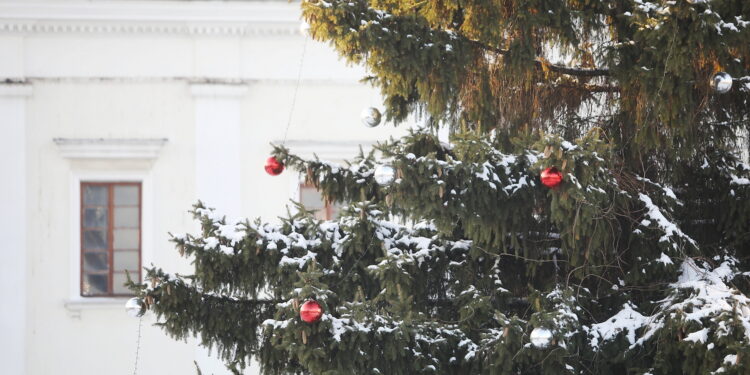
[53,138,168,160]
[1,77,365,86]
[0,1,304,36]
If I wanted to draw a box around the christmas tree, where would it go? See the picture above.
[130,1,750,374]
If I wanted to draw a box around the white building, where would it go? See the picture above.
[0,1,404,374]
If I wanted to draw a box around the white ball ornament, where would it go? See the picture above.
[530,327,554,349]
[361,107,382,128]
[711,72,733,94]
[373,164,396,186]
[125,297,145,318]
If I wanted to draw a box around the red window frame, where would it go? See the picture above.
[80,182,142,297]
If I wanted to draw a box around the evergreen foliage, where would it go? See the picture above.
[131,1,750,374]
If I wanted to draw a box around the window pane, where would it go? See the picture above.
[80,182,141,296]
[83,252,108,272]
[114,251,139,271]
[83,207,107,228]
[83,230,107,250]
[114,207,139,228]
[83,185,108,206]
[114,185,139,206]
[113,273,136,295]
[113,229,139,249]
[82,274,108,296]
[300,186,325,209]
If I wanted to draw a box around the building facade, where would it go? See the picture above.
[0,1,403,374]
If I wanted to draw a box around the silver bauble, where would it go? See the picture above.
[125,297,145,318]
[373,165,396,186]
[361,107,382,128]
[530,327,554,349]
[711,72,733,94]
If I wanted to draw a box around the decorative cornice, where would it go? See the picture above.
[0,77,365,86]
[53,138,168,160]
[281,140,378,161]
[0,1,304,36]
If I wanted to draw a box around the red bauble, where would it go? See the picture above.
[540,167,563,188]
[265,156,284,176]
[299,300,323,323]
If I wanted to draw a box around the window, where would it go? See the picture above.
[299,184,343,220]
[80,182,141,297]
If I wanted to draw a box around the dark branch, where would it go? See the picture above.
[468,40,611,77]
[554,83,620,93]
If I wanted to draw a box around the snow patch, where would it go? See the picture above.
[588,303,650,349]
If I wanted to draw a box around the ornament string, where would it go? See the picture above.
[132,316,143,375]
[281,35,309,146]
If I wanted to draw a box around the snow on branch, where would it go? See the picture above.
[587,302,651,350]
[638,193,697,249]
[586,258,750,353]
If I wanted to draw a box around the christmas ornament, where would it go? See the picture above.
[373,164,396,186]
[711,72,733,94]
[530,327,554,349]
[361,107,382,128]
[540,167,563,188]
[125,297,145,318]
[265,156,285,176]
[300,300,323,323]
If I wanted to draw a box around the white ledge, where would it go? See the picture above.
[64,297,129,318]
[0,84,33,97]
[280,140,378,161]
[190,84,249,98]
[53,138,168,160]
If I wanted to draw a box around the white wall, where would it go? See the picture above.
[0,1,405,374]
[26,82,198,375]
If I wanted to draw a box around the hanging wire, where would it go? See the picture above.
[132,316,143,375]
[281,35,310,146]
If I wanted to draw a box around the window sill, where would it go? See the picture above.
[64,297,130,318]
